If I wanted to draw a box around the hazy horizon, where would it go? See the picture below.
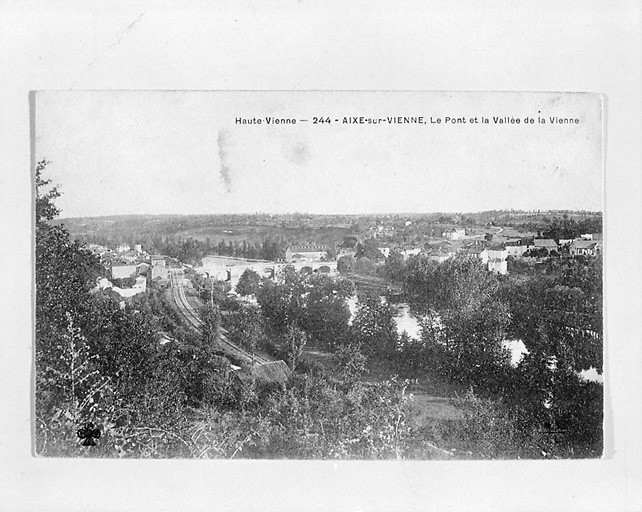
[56,208,603,221]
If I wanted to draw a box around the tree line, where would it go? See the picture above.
[35,162,414,459]
[36,161,602,459]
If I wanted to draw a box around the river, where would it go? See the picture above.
[346,296,602,383]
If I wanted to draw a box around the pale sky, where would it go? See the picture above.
[34,91,603,217]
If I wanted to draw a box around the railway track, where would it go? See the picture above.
[169,270,269,365]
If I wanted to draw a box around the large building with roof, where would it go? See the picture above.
[534,239,559,254]
[285,244,328,262]
[111,264,137,280]
[570,239,602,257]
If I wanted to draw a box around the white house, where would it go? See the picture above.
[119,250,139,264]
[505,240,531,257]
[534,239,558,254]
[486,244,508,261]
[151,255,166,267]
[443,228,466,240]
[488,258,508,275]
[285,244,329,262]
[570,239,601,257]
[111,264,137,280]
[401,248,422,259]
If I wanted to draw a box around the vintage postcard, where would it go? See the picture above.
[33,90,603,459]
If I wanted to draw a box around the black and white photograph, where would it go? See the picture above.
[33,90,604,460]
[2,3,641,511]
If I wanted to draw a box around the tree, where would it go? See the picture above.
[337,255,356,274]
[504,257,602,374]
[351,294,398,356]
[356,238,384,262]
[384,250,406,282]
[35,312,113,455]
[177,238,204,266]
[200,303,222,347]
[402,255,513,392]
[227,305,266,356]
[301,274,354,350]
[335,342,368,383]
[236,268,261,297]
[354,257,376,275]
[35,161,103,417]
[283,325,309,372]
[260,238,283,260]
[405,255,498,314]
[256,273,306,336]
[35,159,60,224]
[496,256,603,457]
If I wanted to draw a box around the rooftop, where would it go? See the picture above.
[288,244,328,251]
[572,240,599,249]
[534,239,558,248]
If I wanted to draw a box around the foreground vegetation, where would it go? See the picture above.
[35,162,602,459]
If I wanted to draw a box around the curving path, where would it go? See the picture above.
[169,269,269,365]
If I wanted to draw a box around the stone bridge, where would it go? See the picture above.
[197,257,337,288]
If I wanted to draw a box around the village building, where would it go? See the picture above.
[428,251,452,263]
[151,276,170,288]
[285,244,328,262]
[470,243,509,275]
[111,264,137,280]
[338,247,357,258]
[92,275,146,298]
[151,264,170,281]
[373,225,395,238]
[533,238,559,254]
[505,239,532,257]
[488,258,508,275]
[443,227,466,240]
[87,243,110,256]
[136,262,151,276]
[118,249,139,264]
[486,243,508,261]
[580,233,603,242]
[465,244,487,261]
[116,243,131,254]
[150,255,166,267]
[130,276,147,294]
[401,247,422,259]
[570,239,602,257]
[425,241,456,263]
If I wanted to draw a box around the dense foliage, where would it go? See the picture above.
[34,163,416,459]
[36,162,602,459]
[396,252,603,457]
